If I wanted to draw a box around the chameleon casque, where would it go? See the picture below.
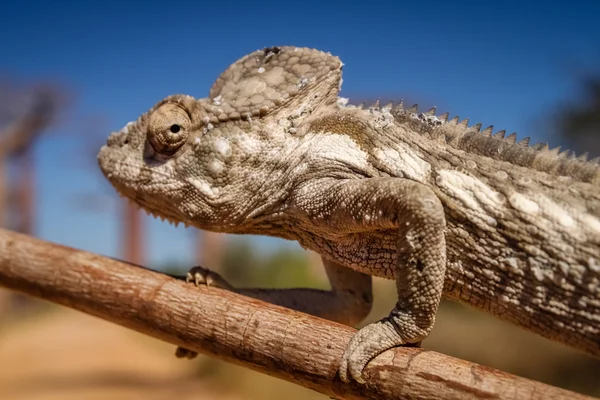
[97,46,600,383]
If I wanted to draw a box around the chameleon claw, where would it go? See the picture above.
[338,355,366,384]
[184,266,233,290]
[175,346,199,359]
[186,268,206,286]
[339,319,412,384]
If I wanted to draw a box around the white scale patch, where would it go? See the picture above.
[374,143,431,182]
[187,178,219,198]
[509,192,598,235]
[310,133,370,171]
[581,214,600,234]
[213,137,231,157]
[496,170,508,180]
[236,135,262,154]
[528,258,549,282]
[499,257,522,275]
[508,192,539,214]
[436,170,505,221]
[589,258,600,273]
[537,195,575,229]
[208,159,225,174]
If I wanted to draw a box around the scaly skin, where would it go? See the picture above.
[97,46,600,383]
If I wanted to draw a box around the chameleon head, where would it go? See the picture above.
[97,46,345,229]
[97,94,213,227]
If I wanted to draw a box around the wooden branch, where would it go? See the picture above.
[0,228,591,400]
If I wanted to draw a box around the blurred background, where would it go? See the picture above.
[1,0,600,399]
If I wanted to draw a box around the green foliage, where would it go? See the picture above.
[221,239,324,289]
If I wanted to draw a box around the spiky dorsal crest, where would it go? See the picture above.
[383,100,600,183]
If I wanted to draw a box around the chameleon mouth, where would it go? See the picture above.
[98,145,191,228]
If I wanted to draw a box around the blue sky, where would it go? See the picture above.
[2,0,599,268]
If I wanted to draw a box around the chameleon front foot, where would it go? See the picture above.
[339,318,419,383]
[175,346,199,359]
[175,265,234,359]
[185,265,234,290]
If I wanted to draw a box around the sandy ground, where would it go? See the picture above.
[0,307,240,400]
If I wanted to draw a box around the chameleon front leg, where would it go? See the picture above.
[296,178,447,383]
[175,258,373,358]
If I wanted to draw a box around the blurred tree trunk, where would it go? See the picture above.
[196,231,225,270]
[14,149,35,235]
[122,202,144,266]
[0,162,6,229]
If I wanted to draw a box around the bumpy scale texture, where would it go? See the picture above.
[98,46,600,384]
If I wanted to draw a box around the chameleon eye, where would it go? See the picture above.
[147,103,190,156]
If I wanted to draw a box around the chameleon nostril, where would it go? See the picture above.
[106,131,121,147]
[105,130,131,148]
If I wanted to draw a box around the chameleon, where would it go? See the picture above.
[97,45,600,383]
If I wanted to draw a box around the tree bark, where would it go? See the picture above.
[0,228,592,400]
